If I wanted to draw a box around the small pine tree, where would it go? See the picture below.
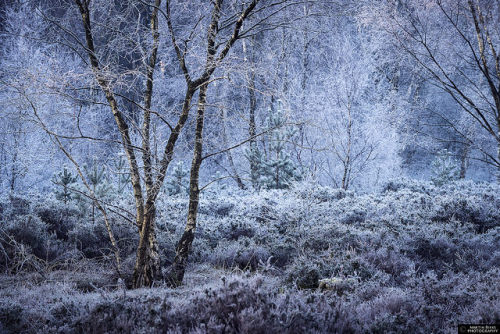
[85,162,112,199]
[77,160,112,224]
[246,101,301,190]
[431,149,459,186]
[53,166,77,204]
[165,161,188,195]
[245,144,265,189]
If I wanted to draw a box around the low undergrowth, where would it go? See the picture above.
[0,179,499,333]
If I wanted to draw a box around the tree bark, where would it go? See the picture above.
[131,0,162,288]
[132,202,161,287]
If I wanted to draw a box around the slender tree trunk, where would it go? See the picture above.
[295,2,311,167]
[0,142,4,189]
[497,115,500,183]
[341,102,352,190]
[9,131,19,192]
[92,183,96,225]
[131,0,162,289]
[248,86,259,188]
[243,38,259,189]
[275,146,280,188]
[167,83,208,287]
[9,150,16,192]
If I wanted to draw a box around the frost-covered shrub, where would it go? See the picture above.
[202,217,258,242]
[156,196,188,225]
[1,178,500,333]
[299,226,338,252]
[68,219,136,261]
[460,229,500,271]
[2,214,54,260]
[364,247,413,284]
[199,200,235,218]
[353,286,422,333]
[381,178,433,193]
[410,269,500,328]
[409,236,457,275]
[266,237,297,268]
[112,222,139,257]
[0,196,83,271]
[6,195,31,216]
[0,304,24,333]
[208,237,271,270]
[339,207,366,225]
[285,256,324,289]
[256,201,279,224]
[293,182,351,202]
[2,268,498,334]
[68,221,112,258]
[32,199,80,241]
[223,220,256,240]
[73,274,354,334]
[430,194,500,232]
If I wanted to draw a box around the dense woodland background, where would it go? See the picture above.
[0,0,499,333]
[1,0,499,193]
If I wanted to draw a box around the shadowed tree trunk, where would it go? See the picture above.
[167,83,208,286]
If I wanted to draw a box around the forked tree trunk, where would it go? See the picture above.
[165,0,258,287]
[75,0,203,288]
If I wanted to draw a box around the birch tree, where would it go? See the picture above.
[165,0,262,286]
